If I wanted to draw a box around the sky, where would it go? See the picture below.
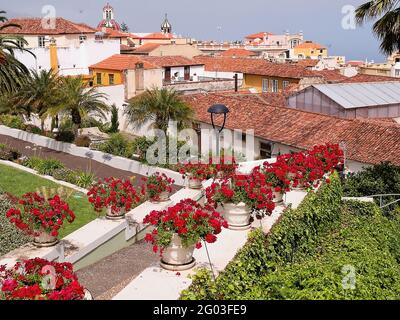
[2,0,386,61]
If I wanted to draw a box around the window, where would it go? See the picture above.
[79,35,87,43]
[272,79,279,93]
[242,132,247,142]
[262,79,269,92]
[96,73,102,85]
[259,141,271,159]
[395,69,400,77]
[38,36,45,48]
[108,74,114,85]
[283,81,289,89]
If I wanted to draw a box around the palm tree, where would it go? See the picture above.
[356,0,400,55]
[124,87,194,134]
[0,11,32,94]
[13,70,61,127]
[46,76,110,134]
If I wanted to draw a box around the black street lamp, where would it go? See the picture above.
[207,104,229,157]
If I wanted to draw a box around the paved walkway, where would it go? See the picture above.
[76,240,159,300]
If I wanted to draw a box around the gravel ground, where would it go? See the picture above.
[76,240,159,300]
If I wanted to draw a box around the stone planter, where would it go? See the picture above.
[106,206,126,220]
[272,191,284,204]
[187,176,203,189]
[160,234,196,271]
[222,202,251,230]
[83,289,93,300]
[33,230,59,248]
[150,190,170,203]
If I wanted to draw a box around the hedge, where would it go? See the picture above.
[180,172,343,300]
[0,191,31,257]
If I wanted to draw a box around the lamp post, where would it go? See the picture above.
[207,104,229,157]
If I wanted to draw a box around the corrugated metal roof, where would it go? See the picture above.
[313,82,400,109]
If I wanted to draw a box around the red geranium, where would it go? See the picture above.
[87,177,143,215]
[141,172,175,202]
[143,198,228,252]
[6,192,75,238]
[0,258,85,300]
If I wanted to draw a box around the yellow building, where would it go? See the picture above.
[293,41,328,60]
[242,63,324,93]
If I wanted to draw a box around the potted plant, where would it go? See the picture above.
[208,154,238,179]
[206,174,275,230]
[87,177,143,220]
[142,172,174,203]
[6,192,75,247]
[255,159,291,204]
[177,161,214,189]
[0,258,90,300]
[143,198,227,271]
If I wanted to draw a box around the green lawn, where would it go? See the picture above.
[0,163,99,238]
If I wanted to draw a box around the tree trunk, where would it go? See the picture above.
[71,109,81,137]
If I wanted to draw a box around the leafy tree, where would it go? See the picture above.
[356,0,400,55]
[46,77,110,135]
[0,11,32,94]
[120,22,129,32]
[13,70,61,128]
[124,87,194,134]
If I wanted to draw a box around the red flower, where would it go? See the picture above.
[205,234,217,243]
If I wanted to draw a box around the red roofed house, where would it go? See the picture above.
[293,41,328,60]
[219,48,257,58]
[132,42,202,59]
[0,17,97,48]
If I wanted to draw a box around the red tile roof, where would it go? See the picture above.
[220,48,257,57]
[183,92,400,166]
[339,74,400,83]
[294,41,326,49]
[130,32,173,40]
[89,54,157,71]
[315,70,349,83]
[133,42,162,54]
[0,18,96,35]
[140,56,203,68]
[245,32,274,39]
[193,56,322,79]
[101,28,130,38]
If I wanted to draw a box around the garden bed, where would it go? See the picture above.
[0,163,99,239]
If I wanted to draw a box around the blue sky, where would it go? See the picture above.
[3,0,386,61]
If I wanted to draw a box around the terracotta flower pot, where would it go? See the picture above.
[222,202,251,230]
[160,234,196,271]
[33,230,59,248]
[106,206,126,220]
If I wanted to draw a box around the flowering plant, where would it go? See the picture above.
[208,155,238,179]
[6,192,75,238]
[206,174,275,213]
[143,198,228,253]
[307,144,344,172]
[142,172,175,201]
[0,258,85,300]
[256,158,291,193]
[177,161,215,181]
[87,177,143,214]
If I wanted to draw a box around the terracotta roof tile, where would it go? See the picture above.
[89,54,157,71]
[130,32,173,40]
[339,74,400,83]
[193,56,323,79]
[220,48,257,57]
[315,70,349,83]
[0,17,96,35]
[245,32,274,39]
[294,41,326,49]
[140,56,203,68]
[183,92,400,166]
[133,42,162,54]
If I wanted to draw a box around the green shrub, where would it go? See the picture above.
[55,130,75,143]
[181,172,343,300]
[21,156,43,170]
[98,133,129,157]
[0,115,25,130]
[52,168,78,185]
[74,135,92,147]
[35,158,65,176]
[107,104,120,133]
[25,124,42,135]
[75,171,96,189]
[0,193,31,256]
